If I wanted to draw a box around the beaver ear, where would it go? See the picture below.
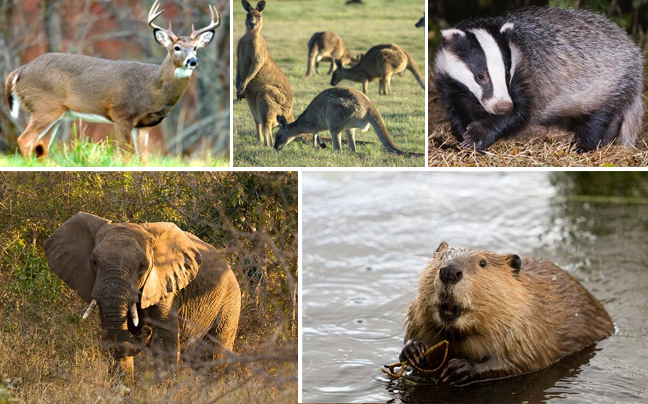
[435,241,449,254]
[508,254,522,275]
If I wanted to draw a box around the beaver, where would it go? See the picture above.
[401,242,614,385]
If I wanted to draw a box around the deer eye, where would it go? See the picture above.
[174,45,181,52]
[479,259,487,268]
[192,47,197,52]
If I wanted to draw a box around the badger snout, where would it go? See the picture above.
[493,100,513,115]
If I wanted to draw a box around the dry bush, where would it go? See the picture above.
[0,172,297,403]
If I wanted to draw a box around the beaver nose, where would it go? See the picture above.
[440,264,462,285]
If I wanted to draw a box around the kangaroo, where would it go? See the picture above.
[274,87,423,157]
[305,32,358,77]
[236,0,294,147]
[416,13,425,28]
[330,44,425,95]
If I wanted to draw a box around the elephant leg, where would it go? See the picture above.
[145,300,180,373]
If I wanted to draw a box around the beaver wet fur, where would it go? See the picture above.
[402,242,614,385]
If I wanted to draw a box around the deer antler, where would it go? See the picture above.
[148,0,177,41]
[190,5,221,40]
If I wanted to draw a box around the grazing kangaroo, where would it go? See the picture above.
[305,32,358,77]
[330,44,425,95]
[274,87,423,157]
[5,0,220,158]
[236,0,294,147]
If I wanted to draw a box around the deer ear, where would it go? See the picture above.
[154,29,172,47]
[257,1,266,12]
[242,0,252,11]
[195,31,214,48]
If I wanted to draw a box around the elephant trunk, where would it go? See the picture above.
[99,297,136,386]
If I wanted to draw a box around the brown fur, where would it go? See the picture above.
[403,242,613,384]
[330,43,425,95]
[236,0,295,147]
[305,32,358,77]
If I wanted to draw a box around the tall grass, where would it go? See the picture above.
[0,139,229,168]
[233,0,426,167]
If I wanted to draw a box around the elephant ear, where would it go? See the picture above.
[140,223,202,309]
[44,212,111,303]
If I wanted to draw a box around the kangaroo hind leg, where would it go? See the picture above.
[345,129,357,152]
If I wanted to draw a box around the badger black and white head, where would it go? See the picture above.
[434,7,644,152]
[435,24,517,116]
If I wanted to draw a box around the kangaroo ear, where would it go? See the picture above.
[139,223,202,309]
[45,212,111,303]
[508,254,522,275]
[335,59,342,68]
[242,0,252,12]
[276,115,287,127]
[257,1,266,12]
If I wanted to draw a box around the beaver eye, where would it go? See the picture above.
[479,259,487,267]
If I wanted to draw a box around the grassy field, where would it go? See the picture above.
[428,56,648,167]
[232,0,426,167]
[0,139,229,168]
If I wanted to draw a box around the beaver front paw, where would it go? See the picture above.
[399,339,428,367]
[440,358,479,385]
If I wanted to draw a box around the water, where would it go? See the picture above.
[301,171,648,403]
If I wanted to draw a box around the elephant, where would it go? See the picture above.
[44,212,241,386]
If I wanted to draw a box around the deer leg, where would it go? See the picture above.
[17,111,65,158]
[345,129,357,152]
[113,121,132,147]
[131,128,150,161]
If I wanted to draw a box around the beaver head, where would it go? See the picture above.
[418,241,525,336]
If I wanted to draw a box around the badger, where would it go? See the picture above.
[434,7,644,152]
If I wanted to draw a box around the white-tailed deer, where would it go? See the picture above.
[416,14,425,28]
[330,44,425,95]
[305,32,358,77]
[5,0,220,158]
[236,0,295,147]
[274,87,423,157]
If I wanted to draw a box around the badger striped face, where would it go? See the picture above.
[435,25,518,115]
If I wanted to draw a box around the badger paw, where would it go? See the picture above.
[399,339,428,367]
[460,121,496,151]
[440,358,479,385]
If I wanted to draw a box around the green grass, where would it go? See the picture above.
[233,0,426,167]
[0,139,229,168]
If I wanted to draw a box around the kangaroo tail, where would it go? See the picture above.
[367,107,405,155]
[5,68,20,119]
[618,90,643,147]
[405,51,425,90]
[306,38,317,77]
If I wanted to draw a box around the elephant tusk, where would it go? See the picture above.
[82,299,97,320]
[130,303,139,327]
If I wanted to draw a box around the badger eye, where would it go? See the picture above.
[479,259,487,267]
[476,73,486,82]
[174,46,181,52]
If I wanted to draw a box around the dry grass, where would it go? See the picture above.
[428,56,648,167]
[0,292,296,404]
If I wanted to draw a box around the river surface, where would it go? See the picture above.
[301,171,648,403]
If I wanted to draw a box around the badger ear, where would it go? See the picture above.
[507,254,521,275]
[435,241,449,255]
[500,22,515,34]
[441,28,465,41]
